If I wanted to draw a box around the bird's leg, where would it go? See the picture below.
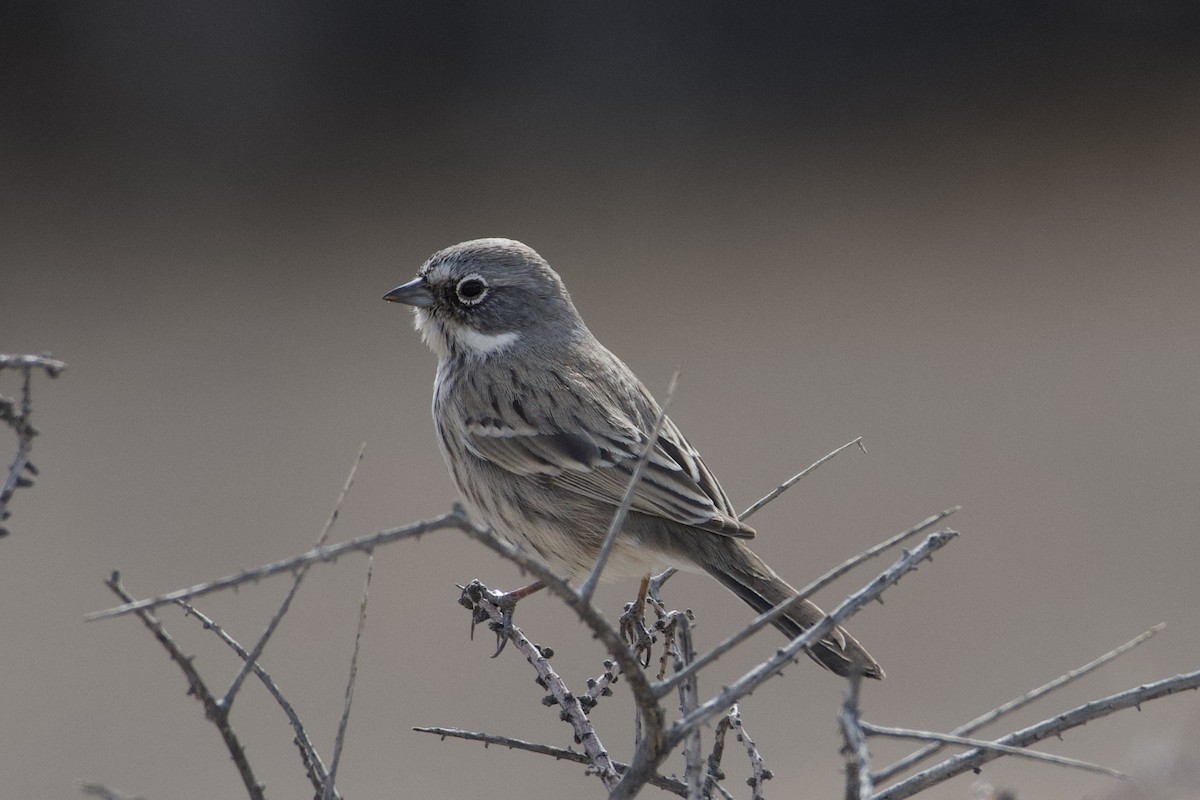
[631,573,651,623]
[459,579,545,657]
[619,574,655,667]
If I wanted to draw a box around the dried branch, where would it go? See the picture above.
[702,711,734,800]
[584,659,621,711]
[86,509,469,620]
[412,727,689,796]
[726,705,771,800]
[460,581,621,789]
[451,514,663,728]
[664,612,703,799]
[324,556,373,800]
[862,722,1127,780]
[670,529,959,744]
[874,622,1166,782]
[223,444,366,709]
[104,573,264,800]
[176,600,334,797]
[0,354,66,372]
[874,668,1200,800]
[739,435,865,521]
[840,673,873,800]
[0,353,66,538]
[79,784,145,800]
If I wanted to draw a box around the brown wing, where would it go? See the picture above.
[462,413,755,538]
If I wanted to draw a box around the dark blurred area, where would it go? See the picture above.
[7,3,1199,206]
[3,4,1199,799]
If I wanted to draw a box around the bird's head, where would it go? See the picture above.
[385,238,585,361]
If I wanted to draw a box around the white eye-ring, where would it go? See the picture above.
[455,274,489,306]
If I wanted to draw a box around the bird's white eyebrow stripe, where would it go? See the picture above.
[455,328,520,355]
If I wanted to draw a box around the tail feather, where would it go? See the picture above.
[704,541,885,679]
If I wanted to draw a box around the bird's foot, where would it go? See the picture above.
[458,579,545,657]
[619,574,656,667]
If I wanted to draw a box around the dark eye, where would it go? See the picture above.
[455,275,489,305]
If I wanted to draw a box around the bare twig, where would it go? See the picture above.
[461,582,621,789]
[739,436,865,521]
[727,705,771,800]
[670,529,958,745]
[702,710,734,799]
[712,781,736,800]
[874,668,1200,800]
[840,673,873,800]
[0,353,66,538]
[584,658,621,710]
[874,622,1166,782]
[176,600,334,797]
[104,573,264,800]
[451,513,662,724]
[658,509,959,696]
[79,784,144,800]
[648,567,679,601]
[613,722,671,799]
[324,556,374,800]
[863,722,1127,780]
[665,613,703,800]
[223,444,367,709]
[0,355,66,373]
[86,509,467,620]
[411,727,688,796]
[579,368,680,602]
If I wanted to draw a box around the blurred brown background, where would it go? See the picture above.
[3,3,1199,798]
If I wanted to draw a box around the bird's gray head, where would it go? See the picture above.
[384,238,584,360]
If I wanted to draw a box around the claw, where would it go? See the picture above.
[491,601,516,658]
[458,579,545,658]
[460,580,491,642]
[619,574,656,667]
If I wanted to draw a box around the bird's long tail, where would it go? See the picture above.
[701,539,885,679]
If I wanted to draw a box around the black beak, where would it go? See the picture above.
[383,277,435,307]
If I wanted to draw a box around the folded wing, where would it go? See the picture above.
[462,412,755,539]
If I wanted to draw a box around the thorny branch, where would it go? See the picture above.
[0,353,66,538]
[79,785,145,800]
[104,573,265,800]
[658,507,959,696]
[103,447,371,800]
[177,599,335,798]
[90,426,1200,800]
[726,705,771,800]
[222,445,367,711]
[702,711,735,799]
[863,722,1127,780]
[669,530,959,747]
[739,435,865,521]
[459,520,958,796]
[873,622,1166,782]
[873,668,1200,800]
[840,673,873,800]
[460,580,622,789]
[86,509,471,620]
[323,557,374,800]
[411,727,688,796]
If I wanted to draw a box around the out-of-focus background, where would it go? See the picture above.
[3,3,1199,798]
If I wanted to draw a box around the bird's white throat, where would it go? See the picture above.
[414,308,520,359]
[454,327,520,355]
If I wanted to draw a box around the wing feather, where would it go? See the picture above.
[463,413,755,539]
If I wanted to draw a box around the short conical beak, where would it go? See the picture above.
[383,277,435,307]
